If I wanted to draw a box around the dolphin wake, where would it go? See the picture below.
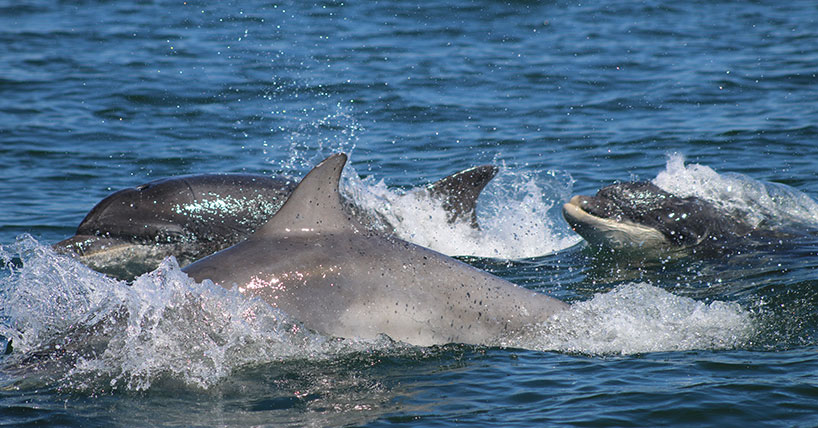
[1,237,754,392]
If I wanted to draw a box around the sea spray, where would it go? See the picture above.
[0,237,393,392]
[654,153,818,228]
[342,165,580,259]
[512,283,755,355]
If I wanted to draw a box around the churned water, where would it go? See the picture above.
[2,0,818,426]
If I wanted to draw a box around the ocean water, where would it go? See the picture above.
[2,0,818,426]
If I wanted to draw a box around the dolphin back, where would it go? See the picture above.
[184,153,568,346]
[75,174,296,242]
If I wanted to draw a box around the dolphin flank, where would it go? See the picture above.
[183,153,568,347]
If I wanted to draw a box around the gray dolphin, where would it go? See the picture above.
[54,165,497,280]
[183,153,568,347]
[562,181,767,251]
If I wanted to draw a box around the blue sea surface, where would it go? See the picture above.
[2,0,818,426]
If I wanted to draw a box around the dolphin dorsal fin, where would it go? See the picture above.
[425,165,498,228]
[253,153,355,237]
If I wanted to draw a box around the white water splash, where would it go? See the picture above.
[515,283,754,355]
[0,236,395,391]
[653,153,818,228]
[342,166,580,259]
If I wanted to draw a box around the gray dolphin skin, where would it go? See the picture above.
[54,165,497,279]
[183,153,568,347]
[562,181,756,250]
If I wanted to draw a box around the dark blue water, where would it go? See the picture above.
[3,0,818,426]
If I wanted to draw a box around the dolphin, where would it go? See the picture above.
[53,165,498,280]
[183,153,568,347]
[562,181,765,250]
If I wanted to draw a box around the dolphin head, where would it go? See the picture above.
[562,181,720,249]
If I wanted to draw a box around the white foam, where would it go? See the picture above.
[512,283,754,355]
[653,153,818,228]
[342,166,581,259]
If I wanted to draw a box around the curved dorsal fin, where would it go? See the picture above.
[426,165,498,228]
[253,153,354,237]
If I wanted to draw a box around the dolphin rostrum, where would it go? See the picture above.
[54,164,498,279]
[562,181,767,251]
[183,153,568,346]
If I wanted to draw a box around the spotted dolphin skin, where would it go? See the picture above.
[562,181,759,250]
[183,153,568,347]
[55,165,498,280]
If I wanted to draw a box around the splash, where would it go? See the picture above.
[264,87,362,175]
[653,153,818,228]
[342,166,581,259]
[0,236,393,392]
[514,283,754,355]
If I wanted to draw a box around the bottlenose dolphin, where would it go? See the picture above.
[183,153,568,346]
[562,181,762,250]
[54,165,497,279]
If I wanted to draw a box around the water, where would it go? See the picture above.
[2,0,818,426]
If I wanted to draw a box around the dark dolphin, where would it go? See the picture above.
[562,181,773,251]
[55,165,498,279]
[183,153,568,346]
